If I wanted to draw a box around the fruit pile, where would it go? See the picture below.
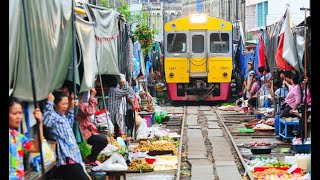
[128,158,153,171]
[253,168,305,180]
[262,162,291,168]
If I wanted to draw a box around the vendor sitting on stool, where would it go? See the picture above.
[77,88,108,166]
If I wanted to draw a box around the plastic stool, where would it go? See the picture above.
[279,119,299,139]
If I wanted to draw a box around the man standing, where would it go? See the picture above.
[147,68,156,97]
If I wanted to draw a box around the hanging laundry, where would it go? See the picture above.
[293,28,305,73]
[264,23,282,70]
[75,16,98,93]
[133,41,142,78]
[83,3,120,75]
[275,9,298,72]
[257,31,266,70]
[127,38,135,74]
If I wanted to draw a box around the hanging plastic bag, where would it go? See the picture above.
[29,139,56,171]
[95,109,108,123]
[95,109,114,134]
[92,153,128,171]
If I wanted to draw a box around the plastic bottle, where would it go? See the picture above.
[299,154,307,171]
[304,154,310,171]
[293,154,300,168]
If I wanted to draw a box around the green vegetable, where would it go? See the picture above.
[117,146,129,156]
[78,141,92,159]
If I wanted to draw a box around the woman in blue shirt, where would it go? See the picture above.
[43,91,90,180]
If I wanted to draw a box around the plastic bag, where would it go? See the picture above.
[95,110,114,134]
[99,144,119,155]
[92,153,128,171]
[136,118,148,140]
[29,139,56,171]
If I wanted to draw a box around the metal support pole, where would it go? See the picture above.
[21,0,45,179]
[71,0,79,125]
[236,0,239,20]
[228,0,231,21]
[300,7,310,142]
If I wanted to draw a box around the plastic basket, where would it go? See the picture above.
[292,144,311,153]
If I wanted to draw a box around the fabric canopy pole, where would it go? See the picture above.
[95,62,113,145]
[21,0,45,179]
[301,7,310,143]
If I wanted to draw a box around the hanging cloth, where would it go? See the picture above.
[258,32,266,70]
[127,38,135,74]
[275,10,296,71]
[116,97,127,134]
[75,16,98,92]
[12,0,73,101]
[83,3,120,75]
[72,106,84,144]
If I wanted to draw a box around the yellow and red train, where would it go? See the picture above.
[164,14,233,101]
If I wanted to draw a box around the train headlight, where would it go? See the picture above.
[223,72,228,77]
[169,73,174,78]
[189,14,208,24]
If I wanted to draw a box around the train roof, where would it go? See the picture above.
[164,14,232,31]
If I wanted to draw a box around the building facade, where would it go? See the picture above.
[245,0,310,39]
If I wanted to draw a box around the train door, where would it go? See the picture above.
[189,31,207,77]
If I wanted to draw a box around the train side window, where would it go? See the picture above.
[192,35,204,53]
[210,33,229,53]
[167,33,187,53]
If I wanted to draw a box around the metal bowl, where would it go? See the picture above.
[243,143,276,154]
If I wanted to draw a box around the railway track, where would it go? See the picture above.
[128,105,293,180]
[215,108,293,180]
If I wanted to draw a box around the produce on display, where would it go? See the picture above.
[253,168,305,180]
[133,140,178,155]
[107,137,120,147]
[78,141,92,159]
[217,105,236,111]
[261,162,291,168]
[248,156,280,171]
[134,140,153,152]
[248,142,273,147]
[128,158,153,171]
[253,124,275,130]
[150,140,178,155]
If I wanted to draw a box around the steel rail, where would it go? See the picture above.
[176,106,187,180]
[215,107,255,180]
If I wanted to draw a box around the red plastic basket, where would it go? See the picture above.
[145,158,156,164]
